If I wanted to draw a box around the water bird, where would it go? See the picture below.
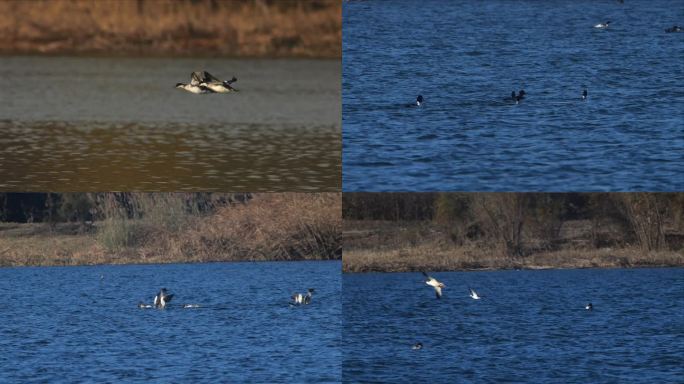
[195,71,239,93]
[422,272,445,299]
[469,288,481,300]
[412,342,423,350]
[585,303,593,311]
[407,95,424,107]
[175,79,213,94]
[291,288,315,305]
[514,90,526,104]
[594,21,611,29]
[582,89,588,100]
[154,288,174,309]
[665,26,682,33]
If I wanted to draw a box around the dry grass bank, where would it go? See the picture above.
[0,0,341,58]
[342,220,684,273]
[0,193,341,267]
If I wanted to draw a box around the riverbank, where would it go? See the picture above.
[0,0,340,58]
[0,193,341,267]
[342,220,684,273]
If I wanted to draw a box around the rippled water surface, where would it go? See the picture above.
[0,261,341,383]
[343,0,684,191]
[343,268,684,383]
[0,57,340,191]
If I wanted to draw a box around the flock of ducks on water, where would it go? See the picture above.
[407,18,681,108]
[175,71,239,94]
[413,272,594,350]
[137,287,315,309]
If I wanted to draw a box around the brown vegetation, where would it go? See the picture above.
[0,193,341,267]
[343,193,684,273]
[0,0,341,58]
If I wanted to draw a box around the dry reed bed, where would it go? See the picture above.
[342,220,684,273]
[0,193,341,267]
[0,0,341,57]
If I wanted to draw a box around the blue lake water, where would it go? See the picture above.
[0,261,341,383]
[343,268,684,383]
[343,0,684,191]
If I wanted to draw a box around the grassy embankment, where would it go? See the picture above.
[0,193,341,267]
[0,0,340,58]
[343,220,684,272]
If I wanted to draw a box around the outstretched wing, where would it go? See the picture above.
[154,295,160,306]
[421,271,431,279]
[225,76,238,85]
[201,71,222,83]
[190,71,204,86]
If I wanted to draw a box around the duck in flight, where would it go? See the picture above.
[195,71,239,93]
[176,72,213,94]
[422,272,445,299]
[594,21,611,29]
[469,288,481,300]
[291,288,315,305]
[154,288,174,309]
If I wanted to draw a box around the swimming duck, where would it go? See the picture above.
[469,288,481,300]
[582,89,588,100]
[194,71,239,93]
[665,26,682,33]
[422,272,445,299]
[291,288,315,305]
[415,95,424,106]
[515,90,526,104]
[412,342,423,350]
[585,303,593,311]
[154,288,174,309]
[594,21,611,29]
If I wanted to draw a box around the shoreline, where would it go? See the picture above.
[0,258,341,270]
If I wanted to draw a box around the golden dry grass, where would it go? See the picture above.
[342,220,684,273]
[0,193,341,267]
[0,0,341,57]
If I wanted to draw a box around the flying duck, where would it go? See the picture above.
[469,288,481,300]
[594,21,611,29]
[422,272,445,299]
[154,288,174,309]
[195,71,239,93]
[176,72,214,94]
[291,288,315,305]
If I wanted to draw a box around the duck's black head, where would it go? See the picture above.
[308,288,315,293]
[175,83,184,88]
[417,95,424,104]
[518,90,526,97]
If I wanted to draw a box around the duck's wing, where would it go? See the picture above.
[201,71,222,83]
[421,271,432,279]
[190,71,204,86]
[164,294,174,303]
[434,286,442,299]
[154,295,160,306]
[225,76,238,85]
